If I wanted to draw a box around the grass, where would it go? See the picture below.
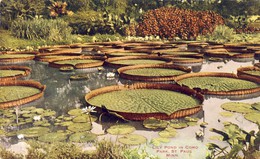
[0,29,124,51]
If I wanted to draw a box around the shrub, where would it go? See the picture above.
[134,7,224,40]
[66,10,133,35]
[10,18,72,42]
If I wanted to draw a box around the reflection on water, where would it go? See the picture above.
[1,57,260,147]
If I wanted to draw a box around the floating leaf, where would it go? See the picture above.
[118,134,147,145]
[69,132,97,143]
[219,111,234,117]
[67,123,92,132]
[221,102,255,113]
[244,113,260,124]
[184,116,200,122]
[251,102,260,111]
[72,114,97,123]
[209,135,224,141]
[68,109,83,116]
[158,127,177,138]
[199,122,208,128]
[31,108,45,114]
[169,122,188,129]
[41,109,56,117]
[38,132,68,142]
[33,120,51,127]
[60,121,74,127]
[187,121,198,126]
[143,117,168,129]
[17,127,50,138]
[107,125,136,135]
[150,137,170,146]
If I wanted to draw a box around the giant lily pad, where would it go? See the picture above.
[86,83,203,120]
[54,59,101,66]
[122,68,187,77]
[244,113,260,123]
[0,86,41,103]
[107,124,136,135]
[0,70,25,77]
[38,132,68,142]
[67,123,92,132]
[221,102,255,113]
[69,132,97,143]
[118,134,147,145]
[143,118,168,129]
[16,127,50,138]
[176,72,260,95]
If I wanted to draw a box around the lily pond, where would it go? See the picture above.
[0,42,260,158]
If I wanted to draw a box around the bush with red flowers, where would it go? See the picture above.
[134,7,225,40]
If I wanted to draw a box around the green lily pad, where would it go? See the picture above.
[70,74,89,80]
[158,127,177,138]
[251,102,260,111]
[0,129,6,135]
[17,127,50,138]
[38,132,68,142]
[31,108,45,114]
[69,132,97,143]
[143,118,168,129]
[221,102,255,113]
[68,109,83,116]
[209,135,224,141]
[41,109,56,117]
[72,114,97,123]
[107,125,136,135]
[169,122,188,129]
[219,111,234,117]
[60,66,74,72]
[150,137,170,146]
[184,116,199,122]
[64,116,74,121]
[33,120,51,127]
[187,122,198,126]
[199,122,208,128]
[22,113,37,118]
[118,134,147,145]
[244,113,260,124]
[21,106,36,111]
[67,123,92,132]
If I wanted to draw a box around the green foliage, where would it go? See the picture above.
[65,9,133,35]
[48,1,73,18]
[207,122,260,159]
[0,0,46,29]
[10,18,72,42]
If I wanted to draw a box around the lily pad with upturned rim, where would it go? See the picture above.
[118,134,147,145]
[107,124,136,135]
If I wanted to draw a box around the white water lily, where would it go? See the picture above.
[33,115,41,121]
[106,72,115,78]
[82,106,96,114]
[17,134,24,139]
[195,130,204,138]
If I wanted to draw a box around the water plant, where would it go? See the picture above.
[207,122,260,159]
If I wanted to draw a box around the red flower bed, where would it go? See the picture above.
[134,7,224,40]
